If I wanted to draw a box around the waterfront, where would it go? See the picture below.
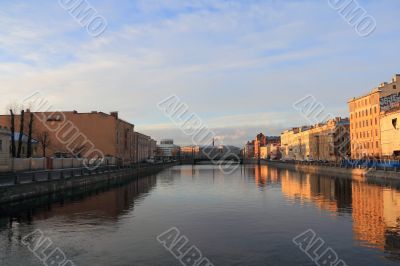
[1,165,400,265]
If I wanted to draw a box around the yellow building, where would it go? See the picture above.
[281,118,350,161]
[380,108,400,158]
[348,74,400,159]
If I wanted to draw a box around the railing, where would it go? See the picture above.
[273,159,400,172]
[0,162,172,187]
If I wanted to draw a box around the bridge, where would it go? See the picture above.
[181,156,243,165]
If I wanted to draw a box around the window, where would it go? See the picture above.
[0,139,2,151]
[392,118,398,129]
[374,106,377,113]
[394,85,397,90]
[376,141,379,148]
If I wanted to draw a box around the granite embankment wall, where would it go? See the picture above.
[0,164,176,204]
[244,159,400,182]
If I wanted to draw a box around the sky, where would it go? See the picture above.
[1,0,400,147]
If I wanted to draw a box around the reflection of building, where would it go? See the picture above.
[156,139,180,159]
[352,182,386,249]
[27,175,157,221]
[348,74,400,159]
[380,108,400,158]
[280,170,353,214]
[352,181,400,255]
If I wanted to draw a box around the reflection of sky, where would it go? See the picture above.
[1,165,400,265]
[1,1,400,145]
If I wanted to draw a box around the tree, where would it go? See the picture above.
[38,132,51,158]
[9,109,16,158]
[17,110,25,158]
[27,113,34,158]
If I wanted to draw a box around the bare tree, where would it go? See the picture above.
[17,110,25,158]
[9,109,16,158]
[27,112,34,157]
[38,132,51,158]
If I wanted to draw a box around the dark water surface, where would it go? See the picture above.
[1,165,400,266]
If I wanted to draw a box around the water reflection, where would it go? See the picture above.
[0,175,157,227]
[2,165,400,265]
[247,164,400,258]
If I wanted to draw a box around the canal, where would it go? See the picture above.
[1,164,400,265]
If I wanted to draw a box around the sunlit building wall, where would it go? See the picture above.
[348,74,400,159]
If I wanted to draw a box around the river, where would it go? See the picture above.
[1,164,400,265]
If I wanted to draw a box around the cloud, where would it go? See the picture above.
[0,0,399,146]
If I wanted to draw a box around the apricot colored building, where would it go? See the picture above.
[0,110,155,165]
[348,74,400,158]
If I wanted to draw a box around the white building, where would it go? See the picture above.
[156,139,180,159]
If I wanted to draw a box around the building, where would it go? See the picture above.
[181,145,201,158]
[198,145,241,160]
[133,132,157,163]
[149,139,157,159]
[0,111,135,165]
[156,139,180,159]
[348,74,400,159]
[254,133,267,158]
[280,117,350,161]
[281,127,300,160]
[380,108,400,158]
[11,132,39,158]
[243,141,255,159]
[0,128,10,171]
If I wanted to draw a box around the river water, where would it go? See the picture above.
[1,164,400,266]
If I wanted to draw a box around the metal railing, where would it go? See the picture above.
[0,162,172,187]
[274,159,400,172]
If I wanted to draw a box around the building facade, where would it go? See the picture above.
[348,74,400,159]
[281,118,350,161]
[133,132,157,163]
[243,141,255,159]
[254,133,267,158]
[0,111,143,165]
[380,108,400,158]
[0,128,10,171]
[156,139,180,159]
[181,145,201,158]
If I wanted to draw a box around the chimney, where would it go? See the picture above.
[110,111,118,119]
[394,74,400,82]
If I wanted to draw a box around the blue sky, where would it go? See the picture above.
[1,0,400,146]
